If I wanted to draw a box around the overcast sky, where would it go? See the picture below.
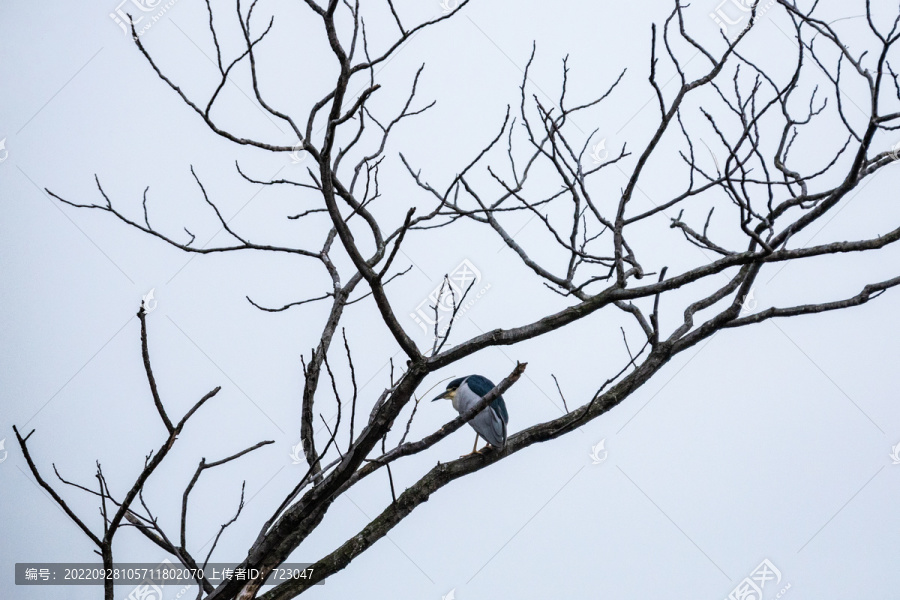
[2,1,900,599]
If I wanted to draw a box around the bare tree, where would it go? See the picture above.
[17,0,900,598]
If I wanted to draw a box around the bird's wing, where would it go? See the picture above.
[465,375,508,423]
[490,396,509,424]
[471,402,507,447]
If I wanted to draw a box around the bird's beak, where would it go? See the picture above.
[432,390,451,402]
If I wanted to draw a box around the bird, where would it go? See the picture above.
[432,374,509,454]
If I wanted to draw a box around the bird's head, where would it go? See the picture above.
[431,376,468,402]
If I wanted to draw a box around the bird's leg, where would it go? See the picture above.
[459,434,482,458]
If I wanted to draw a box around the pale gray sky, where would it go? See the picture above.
[2,1,900,599]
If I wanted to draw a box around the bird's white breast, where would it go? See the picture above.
[452,382,480,414]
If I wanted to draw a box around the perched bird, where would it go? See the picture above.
[432,374,509,453]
